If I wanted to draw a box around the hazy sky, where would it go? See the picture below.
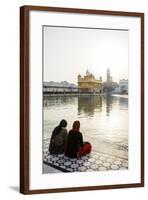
[44,26,128,84]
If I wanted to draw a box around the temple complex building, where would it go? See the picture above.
[106,68,112,84]
[119,79,128,94]
[78,70,103,93]
[103,68,118,93]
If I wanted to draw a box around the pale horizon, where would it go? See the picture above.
[44,26,128,84]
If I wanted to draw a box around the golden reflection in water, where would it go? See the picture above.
[78,96,102,116]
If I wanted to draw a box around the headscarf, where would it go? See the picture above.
[72,120,80,132]
[53,119,67,136]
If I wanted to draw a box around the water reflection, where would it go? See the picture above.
[43,96,76,107]
[119,96,128,110]
[44,95,128,117]
[78,96,102,116]
[104,95,114,116]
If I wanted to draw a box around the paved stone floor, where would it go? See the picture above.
[43,163,61,173]
[43,140,128,173]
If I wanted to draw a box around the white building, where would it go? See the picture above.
[119,79,128,94]
[43,82,78,93]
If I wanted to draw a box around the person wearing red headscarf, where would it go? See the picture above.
[65,120,91,158]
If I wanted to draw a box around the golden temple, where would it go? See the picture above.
[78,70,103,93]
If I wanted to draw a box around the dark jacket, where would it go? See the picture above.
[65,130,83,158]
[49,127,67,154]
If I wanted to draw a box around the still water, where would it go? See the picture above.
[43,95,128,158]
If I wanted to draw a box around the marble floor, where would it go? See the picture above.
[43,140,128,173]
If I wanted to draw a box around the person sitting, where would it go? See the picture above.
[49,119,67,154]
[65,120,91,158]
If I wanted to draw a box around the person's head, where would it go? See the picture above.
[59,119,67,128]
[72,120,80,132]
